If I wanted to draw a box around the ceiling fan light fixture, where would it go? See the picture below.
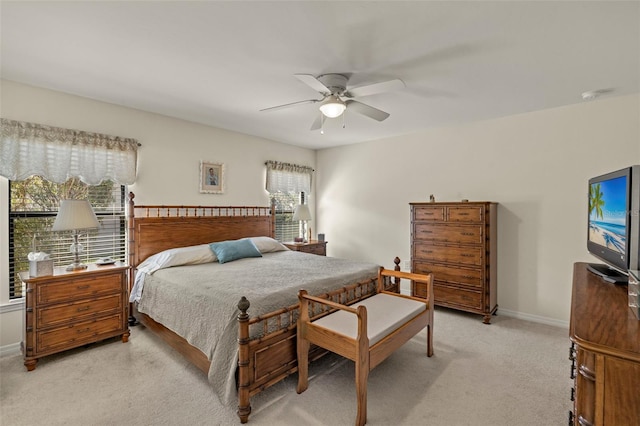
[319,95,346,118]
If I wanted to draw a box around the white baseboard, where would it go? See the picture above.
[0,342,21,357]
[498,308,569,329]
[400,286,569,328]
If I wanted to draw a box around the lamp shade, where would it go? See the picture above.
[319,95,346,118]
[52,200,100,231]
[292,204,312,222]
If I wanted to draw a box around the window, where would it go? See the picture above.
[270,191,305,242]
[9,177,126,299]
[265,161,313,242]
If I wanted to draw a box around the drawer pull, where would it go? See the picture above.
[77,285,90,290]
[458,213,469,216]
[461,254,474,258]
[460,232,474,236]
[461,275,474,279]
[76,327,91,333]
[578,364,596,382]
[77,306,91,312]
[577,415,594,426]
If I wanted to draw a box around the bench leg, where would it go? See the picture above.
[297,332,310,394]
[355,351,369,426]
[427,323,434,357]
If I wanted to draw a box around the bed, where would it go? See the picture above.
[126,193,400,423]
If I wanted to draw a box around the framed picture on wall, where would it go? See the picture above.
[199,161,225,194]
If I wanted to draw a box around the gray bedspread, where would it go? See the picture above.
[136,250,379,405]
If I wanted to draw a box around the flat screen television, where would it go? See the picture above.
[587,165,640,283]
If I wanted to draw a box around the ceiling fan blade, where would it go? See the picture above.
[294,74,331,94]
[260,99,320,112]
[310,114,323,131]
[345,100,390,122]
[345,79,405,98]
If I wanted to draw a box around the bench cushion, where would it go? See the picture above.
[312,294,426,346]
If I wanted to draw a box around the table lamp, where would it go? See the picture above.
[292,204,312,242]
[52,199,100,271]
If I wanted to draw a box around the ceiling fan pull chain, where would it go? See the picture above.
[342,112,345,129]
[320,113,325,135]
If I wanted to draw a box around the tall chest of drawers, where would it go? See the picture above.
[20,263,130,371]
[410,201,498,323]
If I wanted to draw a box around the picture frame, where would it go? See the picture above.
[199,161,225,194]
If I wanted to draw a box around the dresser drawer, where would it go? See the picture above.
[413,262,483,288]
[447,206,484,223]
[433,283,483,310]
[37,314,124,353]
[414,206,445,221]
[414,223,484,244]
[36,273,124,304]
[414,244,483,266]
[37,294,123,328]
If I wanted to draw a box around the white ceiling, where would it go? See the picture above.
[1,1,638,150]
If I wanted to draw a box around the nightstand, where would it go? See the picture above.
[283,240,327,256]
[20,263,130,371]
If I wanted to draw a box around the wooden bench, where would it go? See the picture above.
[296,268,434,426]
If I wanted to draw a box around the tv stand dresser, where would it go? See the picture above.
[569,263,640,425]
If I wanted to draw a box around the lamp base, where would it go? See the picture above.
[65,263,88,271]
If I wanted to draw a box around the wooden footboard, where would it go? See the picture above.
[237,273,399,423]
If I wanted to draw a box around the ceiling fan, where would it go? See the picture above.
[260,73,405,130]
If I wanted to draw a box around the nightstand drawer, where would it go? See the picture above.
[37,314,123,352]
[38,294,123,328]
[37,273,124,304]
[303,245,326,255]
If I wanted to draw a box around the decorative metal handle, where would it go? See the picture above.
[578,415,594,426]
[461,254,474,258]
[77,306,91,312]
[76,327,91,333]
[579,364,596,382]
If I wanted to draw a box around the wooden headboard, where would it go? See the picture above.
[127,192,275,268]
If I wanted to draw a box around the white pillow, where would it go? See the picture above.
[248,236,289,253]
[136,244,217,274]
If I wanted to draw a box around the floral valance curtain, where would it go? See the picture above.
[265,160,313,194]
[0,118,139,185]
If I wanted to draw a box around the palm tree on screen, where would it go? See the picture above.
[589,184,605,220]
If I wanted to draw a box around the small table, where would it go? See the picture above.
[20,262,130,371]
[283,240,327,256]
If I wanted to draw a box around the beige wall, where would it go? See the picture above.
[316,94,640,325]
[0,80,316,348]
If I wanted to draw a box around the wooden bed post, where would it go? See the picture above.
[237,296,251,423]
[127,192,137,326]
[393,256,401,293]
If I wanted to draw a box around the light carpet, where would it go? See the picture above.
[0,308,571,425]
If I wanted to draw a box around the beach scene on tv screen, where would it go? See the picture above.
[589,176,627,254]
